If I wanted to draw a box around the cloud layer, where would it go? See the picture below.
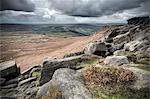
[0,0,150,24]
[49,0,150,17]
[0,0,35,12]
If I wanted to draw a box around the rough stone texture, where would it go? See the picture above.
[18,77,37,86]
[0,78,6,85]
[104,56,129,66]
[39,55,83,85]
[37,68,92,99]
[113,32,131,45]
[0,61,20,80]
[124,40,149,52]
[4,77,20,85]
[126,67,150,90]
[84,42,107,57]
[127,16,150,25]
[1,83,17,89]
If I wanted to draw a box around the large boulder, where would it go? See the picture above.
[104,56,129,66]
[126,67,150,90]
[0,61,20,80]
[84,42,107,57]
[37,68,92,99]
[39,55,83,85]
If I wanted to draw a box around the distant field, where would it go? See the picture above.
[0,24,104,36]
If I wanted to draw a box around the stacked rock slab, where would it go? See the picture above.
[39,55,83,85]
[0,61,20,80]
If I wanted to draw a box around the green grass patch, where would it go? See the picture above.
[130,64,150,71]
[89,86,150,99]
[32,71,41,78]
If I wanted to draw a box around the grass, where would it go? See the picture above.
[78,55,101,69]
[32,71,41,78]
[130,64,150,71]
[41,86,66,99]
[137,65,150,71]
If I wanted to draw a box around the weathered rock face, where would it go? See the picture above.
[127,16,150,25]
[37,68,92,99]
[0,61,20,80]
[105,25,133,43]
[0,78,6,85]
[104,56,129,66]
[126,67,150,90]
[84,42,107,57]
[39,55,83,85]
[103,16,150,65]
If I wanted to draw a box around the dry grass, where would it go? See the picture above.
[82,66,137,98]
[41,86,66,99]
[82,66,135,86]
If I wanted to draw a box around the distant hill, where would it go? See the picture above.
[0,24,105,36]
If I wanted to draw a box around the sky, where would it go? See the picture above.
[0,0,150,24]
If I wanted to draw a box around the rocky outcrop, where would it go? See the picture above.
[84,42,107,57]
[39,55,83,85]
[0,62,40,98]
[127,16,150,25]
[104,56,129,66]
[37,68,92,99]
[0,61,20,80]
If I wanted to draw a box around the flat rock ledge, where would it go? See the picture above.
[39,55,83,85]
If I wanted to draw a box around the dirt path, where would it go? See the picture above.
[0,30,107,72]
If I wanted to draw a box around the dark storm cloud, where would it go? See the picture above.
[49,0,150,17]
[0,0,35,12]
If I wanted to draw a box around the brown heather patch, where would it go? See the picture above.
[82,66,136,87]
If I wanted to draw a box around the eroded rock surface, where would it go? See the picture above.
[39,55,83,85]
[104,56,129,66]
[37,68,92,99]
[0,61,20,80]
[84,42,107,57]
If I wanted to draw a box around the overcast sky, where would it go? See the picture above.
[0,0,150,24]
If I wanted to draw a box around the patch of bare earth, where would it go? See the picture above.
[0,29,107,72]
